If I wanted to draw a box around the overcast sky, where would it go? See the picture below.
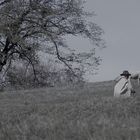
[69,0,140,82]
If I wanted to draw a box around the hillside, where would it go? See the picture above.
[0,80,140,140]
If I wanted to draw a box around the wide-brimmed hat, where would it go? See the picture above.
[120,70,131,76]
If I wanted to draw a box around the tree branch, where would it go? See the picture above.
[0,0,11,6]
[2,37,11,53]
[0,41,5,47]
[50,36,78,77]
[2,56,12,78]
[15,46,39,83]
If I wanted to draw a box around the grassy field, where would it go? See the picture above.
[0,80,140,140]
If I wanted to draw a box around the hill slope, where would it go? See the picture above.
[0,80,140,140]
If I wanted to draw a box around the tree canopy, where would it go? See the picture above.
[0,0,105,77]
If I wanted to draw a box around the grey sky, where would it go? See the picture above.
[72,0,140,82]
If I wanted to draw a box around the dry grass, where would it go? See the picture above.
[0,81,140,140]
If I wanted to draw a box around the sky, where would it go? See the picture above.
[68,0,140,82]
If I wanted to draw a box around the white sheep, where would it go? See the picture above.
[131,72,140,85]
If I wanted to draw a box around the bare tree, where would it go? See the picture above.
[0,0,105,77]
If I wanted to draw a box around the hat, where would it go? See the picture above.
[120,70,131,76]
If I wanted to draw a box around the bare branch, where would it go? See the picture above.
[50,36,78,77]
[0,0,11,6]
[0,41,5,46]
[14,46,39,83]
[2,55,12,77]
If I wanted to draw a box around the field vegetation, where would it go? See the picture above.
[0,80,140,140]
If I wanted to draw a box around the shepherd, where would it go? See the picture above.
[114,70,135,97]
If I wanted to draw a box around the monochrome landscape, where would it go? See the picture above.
[0,0,140,139]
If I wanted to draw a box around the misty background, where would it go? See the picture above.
[67,0,140,82]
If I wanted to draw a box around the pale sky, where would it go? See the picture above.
[70,0,140,82]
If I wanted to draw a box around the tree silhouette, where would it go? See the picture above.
[0,0,105,77]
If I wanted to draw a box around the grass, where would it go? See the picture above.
[0,80,140,140]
